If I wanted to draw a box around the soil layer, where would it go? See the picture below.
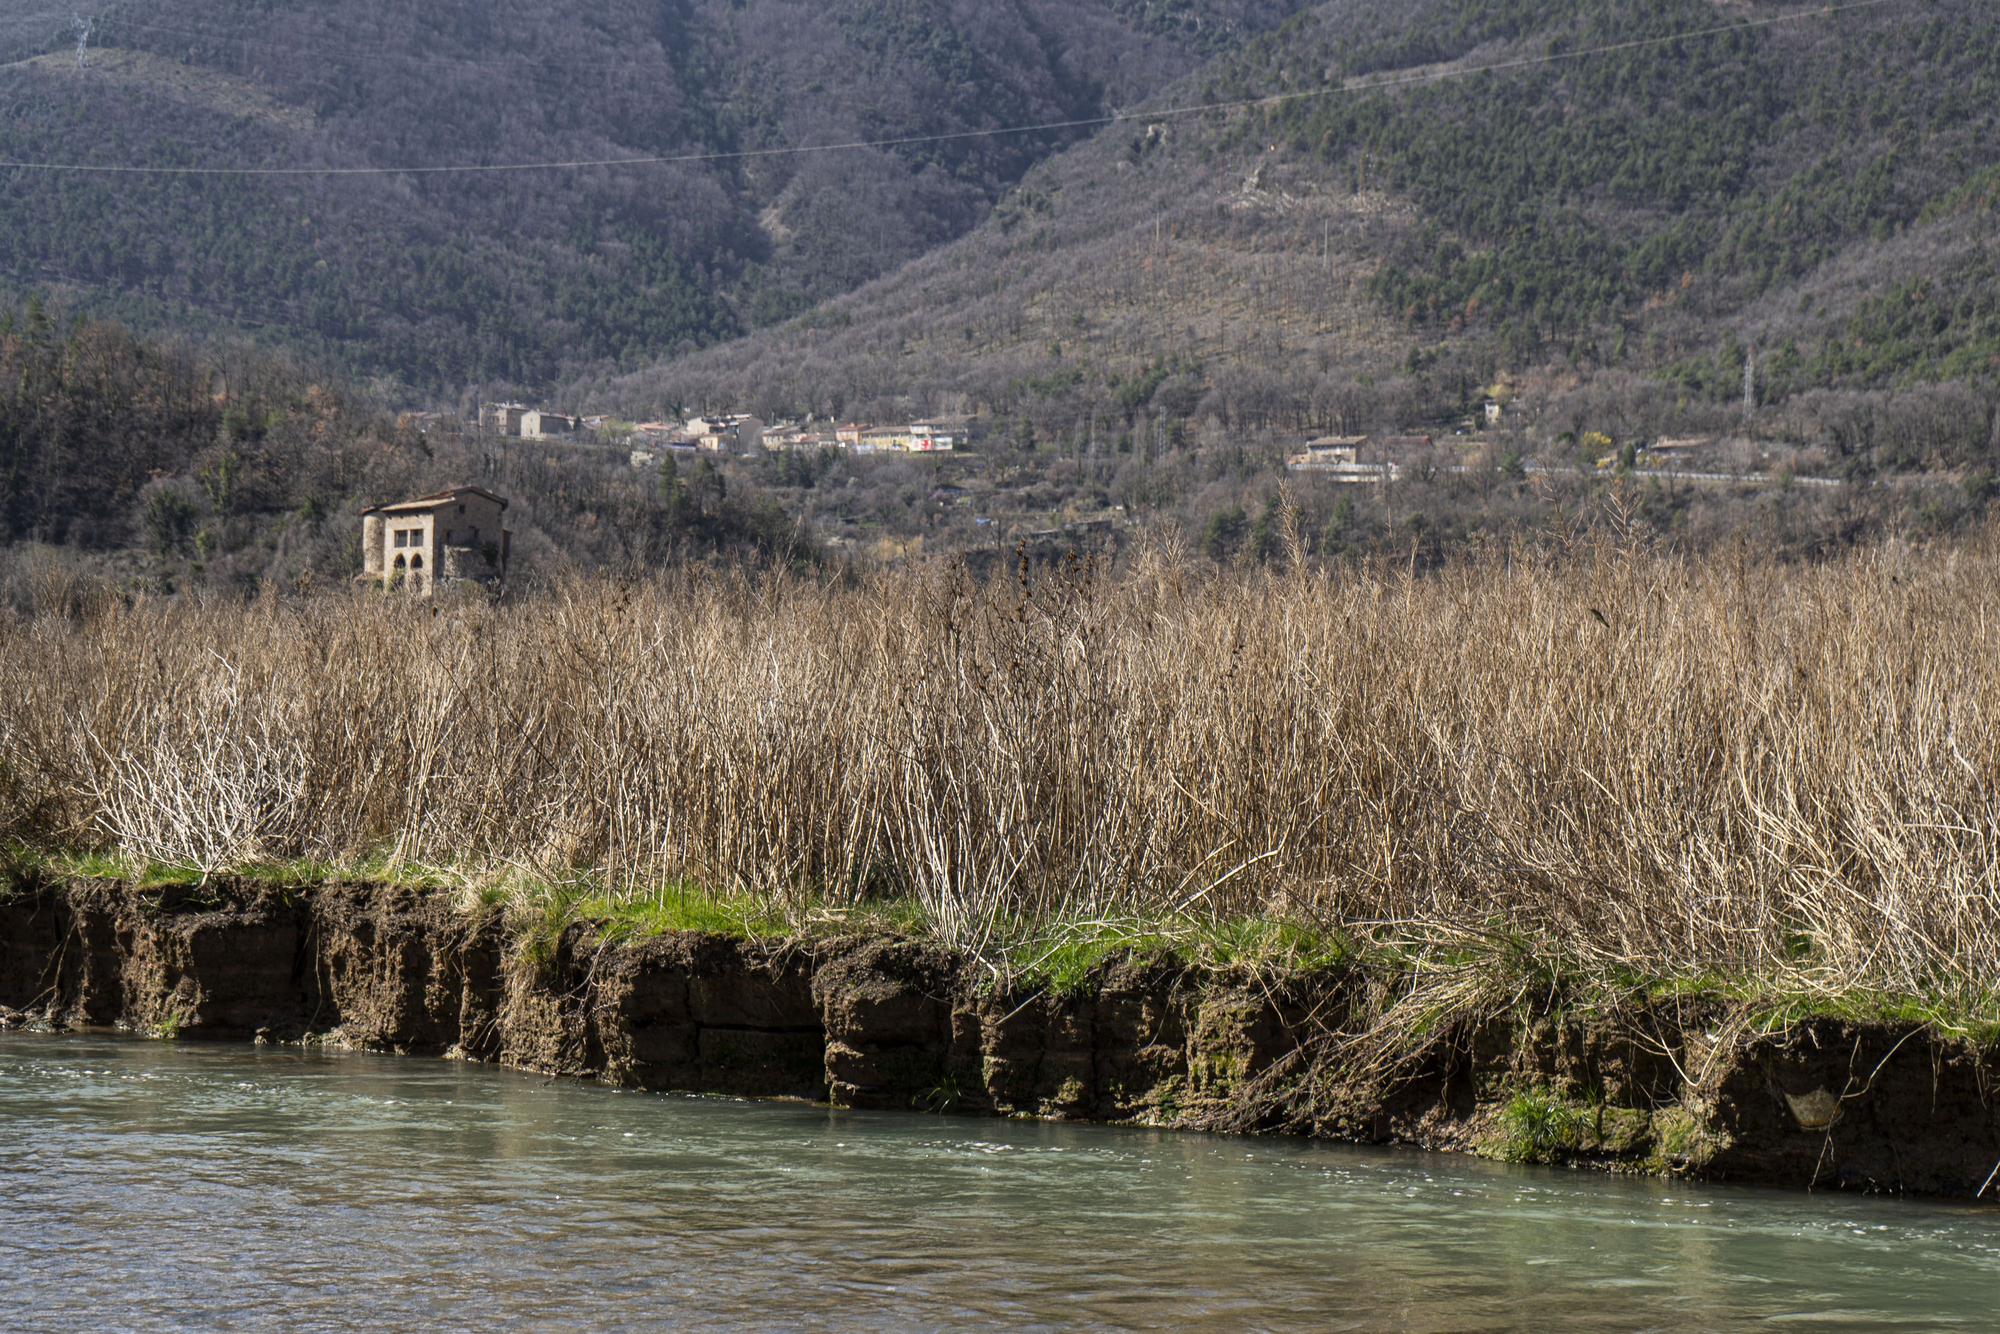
[2,878,1996,1198]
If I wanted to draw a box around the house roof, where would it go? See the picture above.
[368,485,510,515]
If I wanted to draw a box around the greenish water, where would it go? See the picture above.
[0,1035,1993,1331]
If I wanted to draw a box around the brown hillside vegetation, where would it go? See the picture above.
[588,128,1420,428]
[0,0,1311,390]
[603,0,2000,461]
[4,534,1997,1013]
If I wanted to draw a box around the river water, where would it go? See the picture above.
[0,1034,1993,1331]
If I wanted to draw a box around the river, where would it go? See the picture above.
[0,1034,1993,1330]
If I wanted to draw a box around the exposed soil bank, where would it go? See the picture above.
[3,879,1996,1198]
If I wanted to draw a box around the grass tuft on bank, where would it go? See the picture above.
[8,843,1998,1044]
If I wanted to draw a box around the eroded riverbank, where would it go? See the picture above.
[3,877,1997,1198]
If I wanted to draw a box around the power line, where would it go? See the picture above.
[0,9,80,33]
[0,0,1907,178]
[52,13,674,79]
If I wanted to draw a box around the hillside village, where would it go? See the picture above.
[411,385,1861,576]
[466,392,1832,491]
[476,404,964,463]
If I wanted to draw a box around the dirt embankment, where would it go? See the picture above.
[2,879,1996,1198]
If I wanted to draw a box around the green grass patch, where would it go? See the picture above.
[580,885,792,945]
[998,912,1357,996]
[1005,920,1178,996]
[228,860,345,890]
[1496,1087,1592,1164]
[812,896,935,939]
[134,862,206,890]
[1742,988,2000,1046]
[496,875,808,974]
[41,849,135,881]
[1194,917,1355,973]
[7,842,2000,1045]
[340,853,460,892]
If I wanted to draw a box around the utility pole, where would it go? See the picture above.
[1743,345,1757,423]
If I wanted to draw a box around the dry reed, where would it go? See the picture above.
[3,535,1997,1004]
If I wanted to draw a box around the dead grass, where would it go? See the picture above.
[3,534,1997,1010]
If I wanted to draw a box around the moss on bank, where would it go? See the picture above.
[7,844,1999,1049]
[6,856,2000,1195]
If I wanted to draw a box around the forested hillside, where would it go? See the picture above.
[7,0,2000,592]
[0,0,1305,394]
[9,0,1995,458]
[0,300,812,597]
[611,0,2000,470]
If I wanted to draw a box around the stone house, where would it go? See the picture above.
[481,403,529,436]
[481,404,582,439]
[686,414,765,453]
[1285,436,1400,483]
[521,410,581,439]
[361,486,512,596]
[856,427,909,454]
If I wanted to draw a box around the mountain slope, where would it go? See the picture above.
[601,0,2000,465]
[0,0,1307,393]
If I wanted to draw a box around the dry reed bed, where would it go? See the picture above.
[2,541,1997,1000]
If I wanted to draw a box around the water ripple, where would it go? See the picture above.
[1,1034,1994,1332]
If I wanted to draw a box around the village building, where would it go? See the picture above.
[480,403,581,439]
[629,440,698,469]
[520,410,581,439]
[1285,435,1401,483]
[763,425,837,451]
[481,403,529,436]
[686,414,764,453]
[627,421,699,469]
[908,422,957,452]
[856,427,910,454]
[1290,435,1365,466]
[361,486,512,596]
[629,421,691,448]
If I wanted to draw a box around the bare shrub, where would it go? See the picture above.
[3,538,1997,998]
